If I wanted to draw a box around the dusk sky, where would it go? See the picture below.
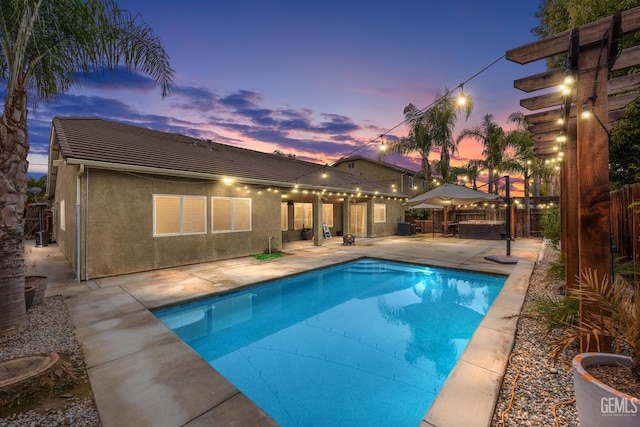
[25,0,547,183]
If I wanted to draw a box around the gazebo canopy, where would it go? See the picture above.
[406,184,499,207]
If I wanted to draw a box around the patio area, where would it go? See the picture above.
[27,234,543,427]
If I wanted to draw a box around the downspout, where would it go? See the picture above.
[400,172,407,193]
[85,169,89,281]
[76,164,85,282]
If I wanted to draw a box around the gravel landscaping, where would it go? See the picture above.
[491,243,579,426]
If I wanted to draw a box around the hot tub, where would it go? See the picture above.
[458,220,506,240]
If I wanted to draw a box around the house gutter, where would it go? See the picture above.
[60,158,404,198]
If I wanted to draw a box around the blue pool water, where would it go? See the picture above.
[154,258,506,426]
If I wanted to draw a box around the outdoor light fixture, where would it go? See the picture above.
[563,69,575,86]
[556,132,567,142]
[559,69,575,95]
[322,164,328,178]
[457,85,467,106]
[580,93,611,150]
[379,134,386,151]
[581,101,593,120]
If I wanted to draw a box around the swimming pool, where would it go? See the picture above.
[154,258,506,426]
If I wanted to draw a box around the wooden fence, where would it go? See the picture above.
[610,183,640,266]
[406,197,559,238]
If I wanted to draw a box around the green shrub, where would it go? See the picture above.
[541,207,561,248]
[531,294,579,332]
[546,254,565,280]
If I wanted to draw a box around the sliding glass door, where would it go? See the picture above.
[349,203,367,237]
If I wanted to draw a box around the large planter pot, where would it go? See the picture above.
[301,229,313,240]
[25,275,48,307]
[573,352,639,427]
[24,285,36,311]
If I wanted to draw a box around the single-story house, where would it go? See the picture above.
[332,155,427,197]
[47,117,409,280]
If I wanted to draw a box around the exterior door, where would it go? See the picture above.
[349,203,367,237]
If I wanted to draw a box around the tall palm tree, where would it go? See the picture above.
[0,0,174,336]
[502,112,535,237]
[457,114,506,194]
[428,88,473,183]
[388,90,472,186]
[385,103,435,182]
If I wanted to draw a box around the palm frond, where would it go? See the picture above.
[551,268,640,363]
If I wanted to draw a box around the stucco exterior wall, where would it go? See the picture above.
[53,166,408,280]
[52,162,80,277]
[334,159,426,197]
[369,198,406,237]
[78,169,283,279]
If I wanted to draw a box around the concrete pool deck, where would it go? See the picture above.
[29,235,543,427]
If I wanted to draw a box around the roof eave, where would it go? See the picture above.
[58,158,406,198]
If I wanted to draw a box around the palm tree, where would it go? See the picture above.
[502,112,535,237]
[453,159,484,189]
[388,89,472,185]
[385,103,435,182]
[429,88,473,183]
[0,0,174,336]
[457,114,506,194]
[26,175,47,202]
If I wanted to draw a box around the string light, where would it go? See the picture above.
[457,84,468,106]
[556,132,567,143]
[337,53,505,160]
[581,98,594,120]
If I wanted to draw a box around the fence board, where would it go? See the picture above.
[610,183,640,276]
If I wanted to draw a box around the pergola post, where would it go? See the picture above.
[506,10,640,353]
[575,39,613,352]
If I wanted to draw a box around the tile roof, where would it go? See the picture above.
[51,117,406,196]
[332,154,419,174]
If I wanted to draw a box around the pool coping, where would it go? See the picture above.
[420,259,534,427]
[56,237,539,427]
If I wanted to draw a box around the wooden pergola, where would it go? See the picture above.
[506,7,640,350]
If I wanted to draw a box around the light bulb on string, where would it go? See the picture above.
[556,132,567,143]
[564,69,575,86]
[581,102,593,120]
[456,84,467,106]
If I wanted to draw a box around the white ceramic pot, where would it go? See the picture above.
[573,352,639,427]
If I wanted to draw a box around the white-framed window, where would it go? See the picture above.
[154,195,207,236]
[212,197,252,233]
[59,199,66,231]
[293,202,313,229]
[322,204,334,227]
[408,177,415,190]
[281,202,289,231]
[374,203,386,223]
